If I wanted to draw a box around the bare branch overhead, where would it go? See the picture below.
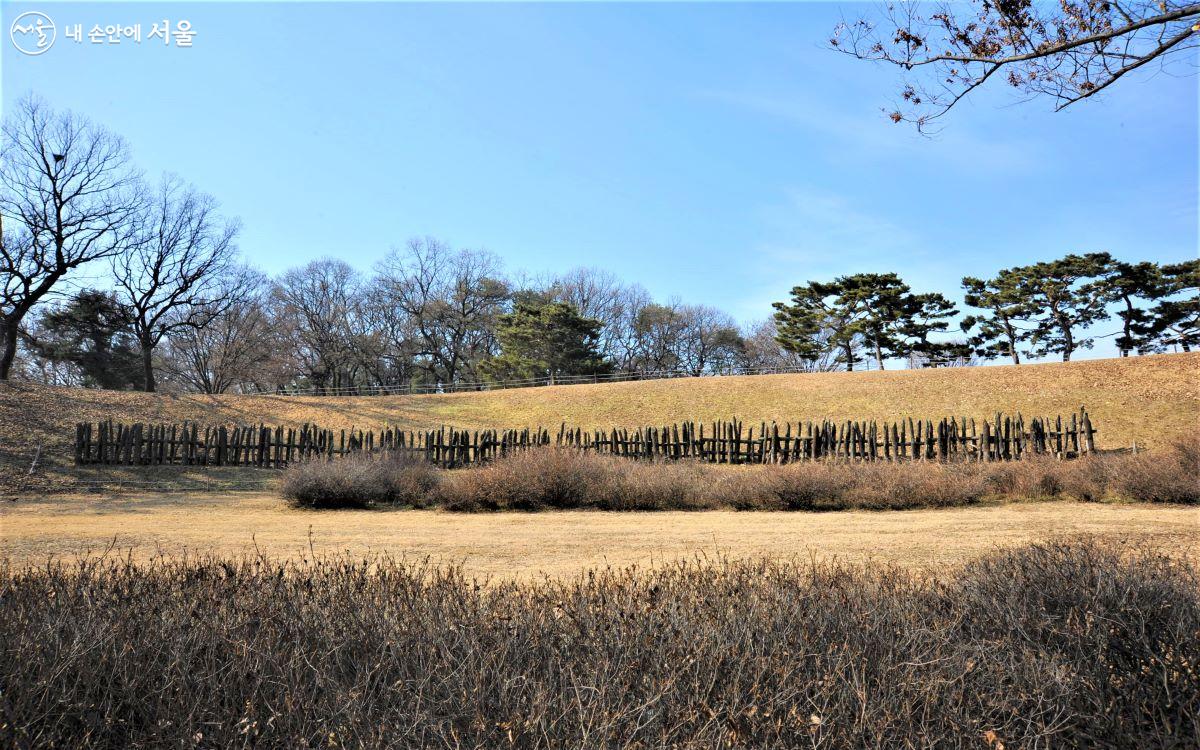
[831,1,1200,129]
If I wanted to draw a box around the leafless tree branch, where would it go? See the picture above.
[0,95,141,378]
[831,1,1200,130]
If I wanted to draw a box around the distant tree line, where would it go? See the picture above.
[772,254,1198,371]
[2,97,1197,394]
[10,238,775,393]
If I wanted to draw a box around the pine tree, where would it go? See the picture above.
[774,274,956,370]
[894,291,959,363]
[836,273,910,369]
[1145,260,1200,353]
[772,281,863,370]
[1013,253,1112,362]
[1088,260,1168,356]
[25,289,143,389]
[960,272,1030,364]
[482,299,610,382]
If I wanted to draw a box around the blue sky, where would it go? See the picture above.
[3,1,1197,359]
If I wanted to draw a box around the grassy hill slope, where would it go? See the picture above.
[2,354,1196,475]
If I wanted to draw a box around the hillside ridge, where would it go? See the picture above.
[2,354,1196,463]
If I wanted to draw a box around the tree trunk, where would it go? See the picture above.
[1000,315,1020,365]
[0,266,67,381]
[844,342,854,371]
[140,338,157,392]
[0,317,18,380]
[1051,299,1074,362]
[1119,296,1135,356]
[874,338,885,370]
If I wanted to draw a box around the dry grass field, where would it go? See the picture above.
[2,493,1196,578]
[3,358,1198,746]
[1,354,1195,575]
[1,354,1196,491]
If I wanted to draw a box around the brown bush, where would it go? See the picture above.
[2,539,1196,748]
[432,448,612,510]
[1110,440,1200,505]
[281,453,439,509]
[432,448,716,511]
[279,440,1200,511]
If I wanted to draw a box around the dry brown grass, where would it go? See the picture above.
[4,539,1197,748]
[2,493,1196,578]
[3,353,1195,491]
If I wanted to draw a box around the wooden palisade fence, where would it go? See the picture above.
[75,409,1097,469]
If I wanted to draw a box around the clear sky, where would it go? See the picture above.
[3,1,1197,359]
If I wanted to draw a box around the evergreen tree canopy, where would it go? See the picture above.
[773,273,957,370]
[772,280,862,370]
[1022,253,1113,362]
[835,273,910,368]
[889,290,959,362]
[961,271,1031,365]
[26,289,143,389]
[1089,260,1170,356]
[1012,253,1113,362]
[963,254,1197,363]
[482,299,610,382]
[1147,260,1200,353]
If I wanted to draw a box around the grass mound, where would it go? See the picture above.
[1,539,1196,748]
[280,440,1200,511]
[4,353,1198,493]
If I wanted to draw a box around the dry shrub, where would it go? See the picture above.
[978,439,1199,505]
[752,461,990,511]
[1053,455,1113,502]
[852,461,991,509]
[281,454,439,509]
[603,458,715,511]
[2,539,1196,748]
[752,462,856,511]
[432,448,614,510]
[280,440,1200,511]
[1110,439,1200,505]
[433,448,714,511]
[980,455,1110,502]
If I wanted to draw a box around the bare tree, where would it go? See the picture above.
[0,96,141,379]
[374,238,509,385]
[272,259,368,392]
[362,277,431,388]
[603,284,654,373]
[906,341,978,368]
[832,1,1200,130]
[741,318,848,372]
[676,304,745,376]
[112,175,241,391]
[158,269,280,393]
[629,300,690,373]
